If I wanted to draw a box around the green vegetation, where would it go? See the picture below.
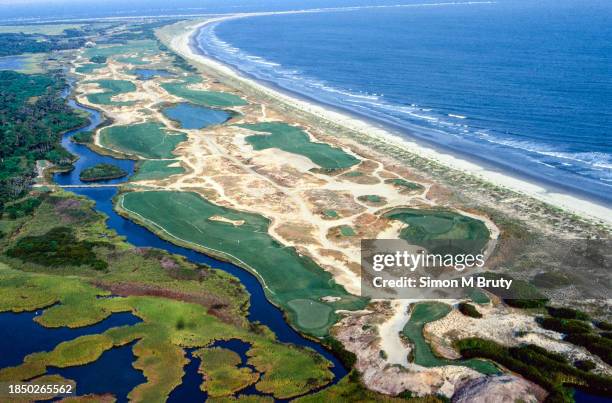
[90,55,107,64]
[79,163,127,181]
[480,272,548,308]
[240,122,359,170]
[99,122,186,159]
[468,289,490,304]
[296,370,443,403]
[83,40,159,59]
[385,208,490,254]
[546,306,590,321]
[161,80,247,107]
[6,226,108,270]
[1,191,249,322]
[119,190,366,336]
[75,63,106,74]
[385,178,424,192]
[0,24,84,35]
[323,209,339,218]
[357,195,382,203]
[85,79,136,106]
[131,160,185,181]
[574,360,596,372]
[457,302,482,318]
[195,347,258,397]
[455,338,612,402]
[0,70,87,208]
[565,334,612,366]
[2,197,41,219]
[532,271,573,288]
[339,225,356,236]
[0,32,83,56]
[72,130,93,144]
[116,56,150,65]
[0,265,334,401]
[402,302,499,374]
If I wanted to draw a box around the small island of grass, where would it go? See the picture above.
[79,163,127,182]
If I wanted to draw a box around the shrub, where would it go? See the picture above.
[546,306,590,321]
[3,197,41,219]
[594,321,612,331]
[458,302,482,318]
[565,333,612,366]
[574,360,596,372]
[538,317,592,334]
[6,226,107,270]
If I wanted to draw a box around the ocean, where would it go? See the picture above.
[194,0,612,204]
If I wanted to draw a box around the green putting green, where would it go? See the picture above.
[118,190,367,336]
[99,122,186,159]
[240,122,359,170]
[384,207,490,254]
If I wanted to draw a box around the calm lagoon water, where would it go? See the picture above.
[163,102,231,129]
[199,0,612,205]
[0,311,140,369]
[47,341,146,403]
[0,55,25,70]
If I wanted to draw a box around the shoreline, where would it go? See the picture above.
[164,17,612,226]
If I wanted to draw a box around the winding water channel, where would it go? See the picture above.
[50,95,347,398]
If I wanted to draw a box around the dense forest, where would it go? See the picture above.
[0,70,87,209]
[0,32,84,57]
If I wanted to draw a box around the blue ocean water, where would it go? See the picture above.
[196,0,612,204]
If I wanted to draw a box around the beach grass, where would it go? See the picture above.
[240,122,359,170]
[99,122,186,159]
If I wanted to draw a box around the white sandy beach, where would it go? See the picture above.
[167,16,612,226]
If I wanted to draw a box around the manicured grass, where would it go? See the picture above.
[99,122,186,159]
[79,163,127,181]
[339,225,356,237]
[75,63,106,74]
[402,302,499,375]
[162,80,247,107]
[384,208,490,254]
[86,79,136,106]
[131,160,185,181]
[240,122,359,170]
[118,190,366,336]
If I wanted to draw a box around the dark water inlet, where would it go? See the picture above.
[0,311,141,369]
